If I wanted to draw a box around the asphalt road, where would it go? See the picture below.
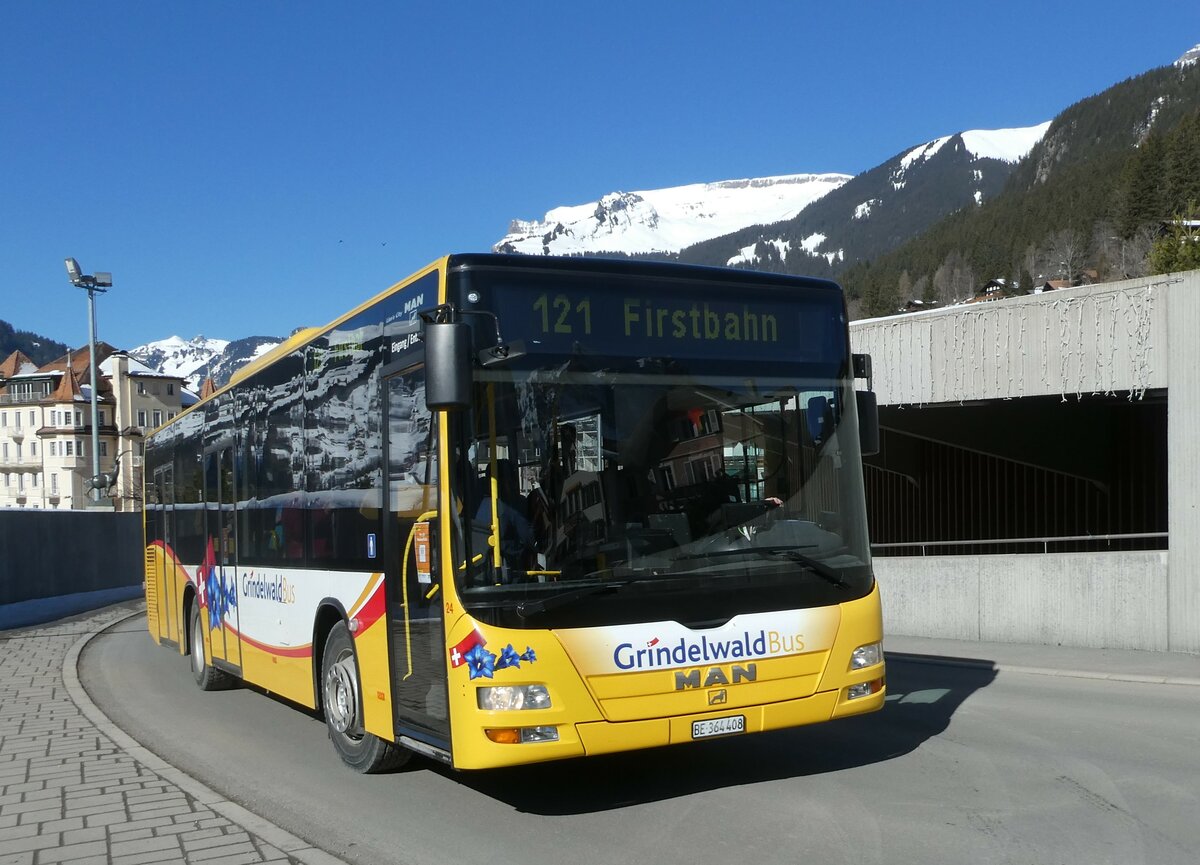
[81,617,1200,865]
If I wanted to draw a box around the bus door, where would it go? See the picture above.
[203,445,243,672]
[144,463,174,643]
[384,368,449,741]
[149,465,179,646]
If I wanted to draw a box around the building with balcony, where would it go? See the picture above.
[0,346,193,511]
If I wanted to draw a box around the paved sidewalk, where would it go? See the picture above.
[0,601,344,865]
[885,633,1200,686]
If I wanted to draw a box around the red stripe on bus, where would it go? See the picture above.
[233,628,314,659]
[351,580,387,637]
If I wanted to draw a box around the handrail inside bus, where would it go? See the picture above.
[400,510,439,681]
[486,383,501,569]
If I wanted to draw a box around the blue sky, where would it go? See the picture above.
[3,2,1197,350]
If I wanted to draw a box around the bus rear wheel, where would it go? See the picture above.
[321,621,409,773]
[189,603,234,691]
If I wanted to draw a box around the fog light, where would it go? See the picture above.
[519,726,559,743]
[850,642,883,670]
[485,726,559,744]
[477,684,552,711]
[847,678,884,700]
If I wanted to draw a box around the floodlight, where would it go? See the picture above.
[65,257,82,284]
[94,272,113,287]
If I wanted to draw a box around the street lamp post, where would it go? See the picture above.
[64,258,112,505]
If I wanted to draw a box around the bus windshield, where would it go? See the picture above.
[454,268,873,629]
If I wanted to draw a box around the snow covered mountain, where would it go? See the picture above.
[131,334,280,391]
[490,123,1049,277]
[675,121,1051,276]
[888,122,1051,198]
[1176,43,1200,69]
[493,173,852,257]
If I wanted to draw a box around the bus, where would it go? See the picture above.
[142,254,885,772]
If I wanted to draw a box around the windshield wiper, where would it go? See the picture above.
[757,546,849,589]
[673,545,848,588]
[515,580,635,618]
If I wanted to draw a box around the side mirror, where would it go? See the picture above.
[856,390,880,457]
[425,321,472,411]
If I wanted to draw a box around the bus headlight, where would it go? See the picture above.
[477,684,552,711]
[850,642,883,670]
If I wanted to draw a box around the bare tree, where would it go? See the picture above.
[915,274,933,303]
[1022,243,1041,280]
[1044,228,1087,283]
[1123,225,1158,278]
[1092,221,1122,281]
[933,250,975,304]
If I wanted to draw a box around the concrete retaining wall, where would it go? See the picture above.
[851,275,1170,405]
[874,551,1171,651]
[1165,271,1200,654]
[856,270,1200,655]
[0,511,144,605]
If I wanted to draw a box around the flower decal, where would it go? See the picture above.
[206,569,223,630]
[496,644,522,670]
[453,636,537,678]
[464,643,497,680]
[196,537,237,632]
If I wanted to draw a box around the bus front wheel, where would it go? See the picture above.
[321,621,408,773]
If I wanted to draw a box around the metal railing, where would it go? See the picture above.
[871,531,1168,556]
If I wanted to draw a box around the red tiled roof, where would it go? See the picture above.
[37,343,118,398]
[0,350,36,379]
[38,342,118,378]
[48,368,85,402]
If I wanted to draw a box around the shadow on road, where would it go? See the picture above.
[81,618,997,818]
[445,654,997,815]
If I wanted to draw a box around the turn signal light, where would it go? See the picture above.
[485,726,560,744]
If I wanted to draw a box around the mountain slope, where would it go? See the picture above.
[845,49,1200,314]
[492,173,851,256]
[674,123,1049,276]
[489,121,1049,282]
[131,334,281,390]
[0,320,70,367]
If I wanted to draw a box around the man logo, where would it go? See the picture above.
[708,689,728,705]
[674,663,757,691]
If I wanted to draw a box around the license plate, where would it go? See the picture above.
[692,715,745,739]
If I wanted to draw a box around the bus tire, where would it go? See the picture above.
[189,603,234,691]
[321,621,409,773]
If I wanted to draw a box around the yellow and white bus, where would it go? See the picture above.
[143,254,885,771]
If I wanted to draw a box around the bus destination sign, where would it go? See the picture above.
[493,283,841,363]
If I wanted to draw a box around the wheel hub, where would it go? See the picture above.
[325,655,360,735]
[191,617,204,671]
